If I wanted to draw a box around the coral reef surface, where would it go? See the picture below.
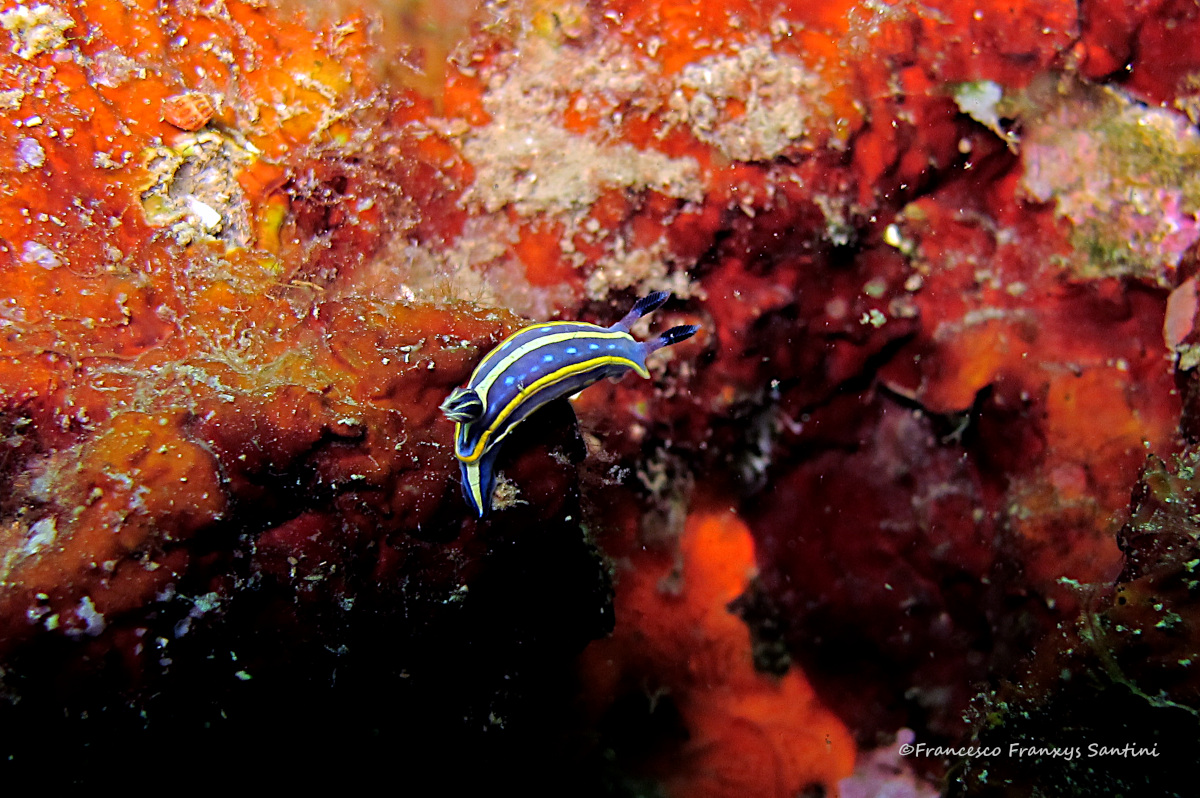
[0,0,1199,794]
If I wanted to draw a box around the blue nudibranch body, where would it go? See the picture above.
[441,292,698,516]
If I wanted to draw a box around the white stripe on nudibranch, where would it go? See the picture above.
[471,353,646,460]
[472,320,581,375]
[473,328,631,405]
[464,461,484,510]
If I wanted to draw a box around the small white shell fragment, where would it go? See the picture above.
[185,196,222,230]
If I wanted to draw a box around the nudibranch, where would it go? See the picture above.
[441,292,698,516]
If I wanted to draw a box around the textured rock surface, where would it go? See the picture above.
[1,0,1198,793]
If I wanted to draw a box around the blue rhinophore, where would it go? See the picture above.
[440,292,699,516]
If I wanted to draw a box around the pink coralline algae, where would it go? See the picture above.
[840,729,940,798]
[1020,79,1200,285]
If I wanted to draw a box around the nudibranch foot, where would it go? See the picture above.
[460,448,500,518]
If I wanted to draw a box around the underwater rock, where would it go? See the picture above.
[1,0,1199,792]
[949,451,1200,796]
[578,510,855,798]
[0,0,610,785]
